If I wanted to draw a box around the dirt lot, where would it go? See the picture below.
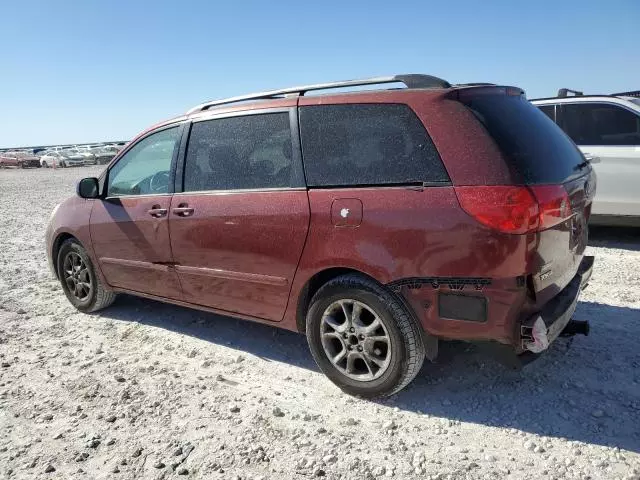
[1,166,639,480]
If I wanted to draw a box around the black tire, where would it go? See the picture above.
[57,239,116,312]
[306,274,425,398]
[42,161,48,168]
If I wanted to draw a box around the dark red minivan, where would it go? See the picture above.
[46,74,595,397]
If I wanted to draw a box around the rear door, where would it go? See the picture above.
[559,101,640,217]
[90,125,184,299]
[169,108,310,321]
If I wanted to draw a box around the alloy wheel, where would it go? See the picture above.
[320,299,392,381]
[63,252,92,301]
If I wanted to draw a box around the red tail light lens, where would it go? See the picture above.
[455,185,572,234]
[455,186,539,234]
[529,185,572,230]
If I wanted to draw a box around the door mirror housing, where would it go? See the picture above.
[77,177,100,199]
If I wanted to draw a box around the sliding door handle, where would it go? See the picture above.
[173,204,194,217]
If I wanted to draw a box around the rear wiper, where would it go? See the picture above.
[574,160,589,171]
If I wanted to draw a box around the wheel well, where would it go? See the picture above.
[295,267,377,333]
[51,233,77,278]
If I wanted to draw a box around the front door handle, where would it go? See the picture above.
[173,203,194,217]
[148,206,168,218]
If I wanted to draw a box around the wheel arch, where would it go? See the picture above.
[295,267,384,334]
[51,232,79,279]
[294,266,437,361]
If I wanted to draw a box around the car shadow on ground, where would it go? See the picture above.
[589,225,640,251]
[101,296,640,453]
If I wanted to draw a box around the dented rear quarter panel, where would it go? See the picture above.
[282,186,535,344]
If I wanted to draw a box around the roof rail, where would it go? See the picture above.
[612,90,640,98]
[453,82,496,87]
[186,74,452,114]
[557,88,584,97]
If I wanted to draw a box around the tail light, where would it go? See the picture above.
[530,185,572,230]
[455,185,572,234]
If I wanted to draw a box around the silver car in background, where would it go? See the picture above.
[532,89,640,226]
[58,149,86,167]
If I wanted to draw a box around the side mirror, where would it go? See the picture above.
[77,177,100,199]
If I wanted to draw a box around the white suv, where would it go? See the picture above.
[531,90,640,226]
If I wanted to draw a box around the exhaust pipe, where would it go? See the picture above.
[560,319,590,337]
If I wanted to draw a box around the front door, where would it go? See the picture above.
[90,125,184,299]
[560,102,640,217]
[169,109,310,321]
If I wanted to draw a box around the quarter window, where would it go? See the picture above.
[299,104,449,187]
[184,113,295,191]
[538,104,556,122]
[107,126,180,196]
[562,103,640,146]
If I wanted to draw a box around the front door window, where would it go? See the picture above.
[108,127,180,196]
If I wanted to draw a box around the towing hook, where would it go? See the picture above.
[560,319,590,337]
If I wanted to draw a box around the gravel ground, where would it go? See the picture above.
[1,166,639,480]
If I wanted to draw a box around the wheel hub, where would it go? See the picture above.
[320,299,392,381]
[62,252,92,302]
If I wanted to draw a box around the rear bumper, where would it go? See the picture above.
[484,255,594,368]
[520,255,593,352]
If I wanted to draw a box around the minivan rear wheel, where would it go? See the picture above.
[57,239,116,312]
[306,274,425,398]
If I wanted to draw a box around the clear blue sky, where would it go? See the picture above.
[1,0,638,147]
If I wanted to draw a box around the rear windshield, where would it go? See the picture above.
[461,92,587,184]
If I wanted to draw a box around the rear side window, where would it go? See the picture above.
[461,93,586,184]
[538,104,556,122]
[184,113,298,191]
[299,104,449,187]
[561,103,640,146]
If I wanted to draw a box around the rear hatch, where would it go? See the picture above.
[450,86,596,304]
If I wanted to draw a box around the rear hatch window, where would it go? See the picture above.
[457,88,587,184]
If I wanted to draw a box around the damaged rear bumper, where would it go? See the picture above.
[486,255,594,369]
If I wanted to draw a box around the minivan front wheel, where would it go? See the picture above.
[57,239,116,312]
[306,274,425,398]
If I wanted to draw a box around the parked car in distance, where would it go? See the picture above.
[68,147,97,166]
[0,150,41,168]
[58,149,87,167]
[85,145,117,165]
[42,146,72,155]
[531,89,640,226]
[46,74,595,397]
[40,150,69,168]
